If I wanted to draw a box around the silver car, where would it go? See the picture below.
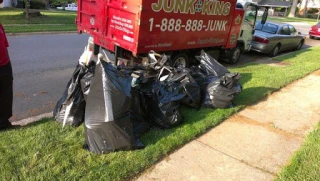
[251,21,306,57]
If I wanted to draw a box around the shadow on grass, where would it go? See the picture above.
[234,86,277,106]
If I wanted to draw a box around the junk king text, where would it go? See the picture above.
[149,0,231,32]
[151,0,231,16]
[149,18,228,32]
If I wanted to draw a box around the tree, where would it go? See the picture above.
[289,0,299,17]
[24,0,30,22]
[299,0,308,17]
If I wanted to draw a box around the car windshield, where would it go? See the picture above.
[255,22,278,34]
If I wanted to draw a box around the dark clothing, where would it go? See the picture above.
[0,62,13,121]
[0,23,12,128]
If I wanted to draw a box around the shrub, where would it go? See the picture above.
[30,0,46,9]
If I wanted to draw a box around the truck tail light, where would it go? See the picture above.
[254,36,269,44]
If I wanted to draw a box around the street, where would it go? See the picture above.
[7,31,320,122]
[8,34,89,121]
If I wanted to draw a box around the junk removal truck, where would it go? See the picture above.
[76,0,267,65]
[53,0,268,154]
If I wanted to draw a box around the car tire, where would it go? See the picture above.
[269,44,280,57]
[227,45,242,64]
[170,53,189,68]
[296,40,304,50]
[310,35,314,39]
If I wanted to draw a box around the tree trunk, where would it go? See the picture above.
[288,0,299,17]
[24,0,30,22]
[299,0,308,17]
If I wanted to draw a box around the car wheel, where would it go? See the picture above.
[296,40,304,50]
[170,53,189,68]
[269,45,280,57]
[228,45,242,64]
[310,35,314,39]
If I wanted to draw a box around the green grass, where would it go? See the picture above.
[267,16,319,25]
[0,9,76,33]
[276,122,320,180]
[1,47,320,180]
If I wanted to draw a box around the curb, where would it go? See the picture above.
[12,112,53,126]
[7,31,78,36]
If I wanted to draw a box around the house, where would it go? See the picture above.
[0,0,17,8]
[255,0,292,16]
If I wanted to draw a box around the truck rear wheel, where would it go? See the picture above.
[170,53,189,68]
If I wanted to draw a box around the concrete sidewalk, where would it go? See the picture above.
[136,69,320,181]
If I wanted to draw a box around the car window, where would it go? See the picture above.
[280,25,290,35]
[289,25,296,33]
[255,22,278,34]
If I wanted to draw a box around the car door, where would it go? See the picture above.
[278,25,291,51]
[288,25,301,49]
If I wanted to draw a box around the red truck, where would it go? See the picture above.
[76,0,267,66]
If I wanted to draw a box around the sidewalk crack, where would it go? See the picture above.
[195,140,277,176]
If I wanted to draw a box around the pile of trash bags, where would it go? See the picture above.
[53,50,242,154]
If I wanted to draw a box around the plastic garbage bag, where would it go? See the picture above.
[196,50,229,77]
[220,72,242,89]
[80,62,95,102]
[203,73,242,108]
[53,64,89,127]
[144,81,184,129]
[84,61,134,154]
[189,66,206,88]
[131,89,151,149]
[159,67,201,109]
[147,50,169,70]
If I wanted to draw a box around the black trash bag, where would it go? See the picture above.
[84,61,135,154]
[53,64,89,127]
[203,73,242,108]
[164,67,201,109]
[144,81,184,129]
[220,72,242,89]
[179,75,201,109]
[196,50,229,77]
[81,62,96,102]
[189,66,206,89]
[130,89,151,149]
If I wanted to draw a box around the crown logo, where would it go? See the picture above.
[195,0,203,13]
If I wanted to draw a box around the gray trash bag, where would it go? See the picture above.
[147,50,169,71]
[203,73,242,108]
[196,50,229,77]
[53,64,89,127]
[84,61,134,154]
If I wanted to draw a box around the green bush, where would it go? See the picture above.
[307,8,319,14]
[30,0,46,9]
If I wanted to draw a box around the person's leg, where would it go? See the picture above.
[0,63,13,129]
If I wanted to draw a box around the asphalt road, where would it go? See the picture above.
[7,30,320,122]
[8,34,90,121]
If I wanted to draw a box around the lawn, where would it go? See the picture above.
[0,47,320,180]
[268,16,319,25]
[276,122,320,180]
[0,8,77,33]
